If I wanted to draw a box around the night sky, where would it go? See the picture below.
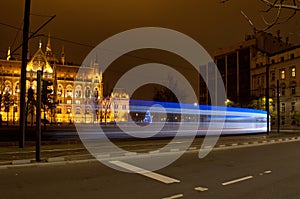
[1,0,299,64]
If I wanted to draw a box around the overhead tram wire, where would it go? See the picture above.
[10,22,23,52]
[1,21,212,74]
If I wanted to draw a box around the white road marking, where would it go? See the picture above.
[162,193,183,199]
[109,160,180,184]
[170,148,180,152]
[194,186,208,192]
[264,170,272,174]
[173,142,183,144]
[222,175,253,186]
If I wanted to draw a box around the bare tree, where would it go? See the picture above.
[221,0,300,31]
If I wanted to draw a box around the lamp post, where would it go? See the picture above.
[277,80,280,133]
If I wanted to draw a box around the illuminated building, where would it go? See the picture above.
[0,36,129,125]
[214,31,291,107]
[251,45,300,127]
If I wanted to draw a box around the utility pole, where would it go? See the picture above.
[19,0,31,148]
[36,71,42,162]
[266,56,270,135]
[277,80,280,133]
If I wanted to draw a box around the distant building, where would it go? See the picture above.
[251,45,300,127]
[110,88,129,122]
[213,31,291,106]
[0,35,129,125]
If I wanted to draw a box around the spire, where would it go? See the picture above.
[39,39,42,49]
[61,45,65,65]
[7,46,11,60]
[46,32,52,56]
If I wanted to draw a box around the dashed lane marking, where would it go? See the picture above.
[264,170,272,174]
[194,186,208,192]
[162,193,184,199]
[222,175,253,186]
[109,160,180,184]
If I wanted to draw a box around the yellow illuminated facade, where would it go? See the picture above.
[0,37,129,125]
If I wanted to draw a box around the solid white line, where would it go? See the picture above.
[109,160,180,184]
[162,193,183,199]
[222,175,253,186]
[194,186,208,192]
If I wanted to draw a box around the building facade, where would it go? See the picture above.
[214,31,291,107]
[251,46,300,127]
[0,37,129,125]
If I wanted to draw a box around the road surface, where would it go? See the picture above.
[1,141,300,199]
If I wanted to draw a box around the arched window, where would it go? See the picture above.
[66,85,73,98]
[14,82,20,94]
[4,81,12,94]
[85,87,90,98]
[75,85,82,98]
[94,87,99,98]
[57,84,63,97]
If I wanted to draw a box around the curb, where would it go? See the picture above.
[1,136,300,169]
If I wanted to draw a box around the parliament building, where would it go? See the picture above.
[0,36,129,125]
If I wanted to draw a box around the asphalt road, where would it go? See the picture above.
[1,141,300,199]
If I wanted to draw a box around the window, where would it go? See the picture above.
[75,100,80,104]
[66,85,73,97]
[114,104,118,109]
[271,71,275,81]
[280,57,284,62]
[75,89,82,98]
[76,108,81,114]
[85,87,90,98]
[280,70,285,80]
[281,87,286,96]
[281,103,286,113]
[67,100,72,104]
[291,86,296,95]
[291,67,296,77]
[291,102,296,112]
[122,105,127,110]
[272,89,275,97]
[94,88,99,98]
[291,54,295,59]
[271,59,275,64]
[56,108,62,114]
[57,85,63,97]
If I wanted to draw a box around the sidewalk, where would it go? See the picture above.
[0,130,299,167]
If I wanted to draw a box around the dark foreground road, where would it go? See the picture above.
[0,141,300,199]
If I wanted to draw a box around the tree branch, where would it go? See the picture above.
[261,0,300,10]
